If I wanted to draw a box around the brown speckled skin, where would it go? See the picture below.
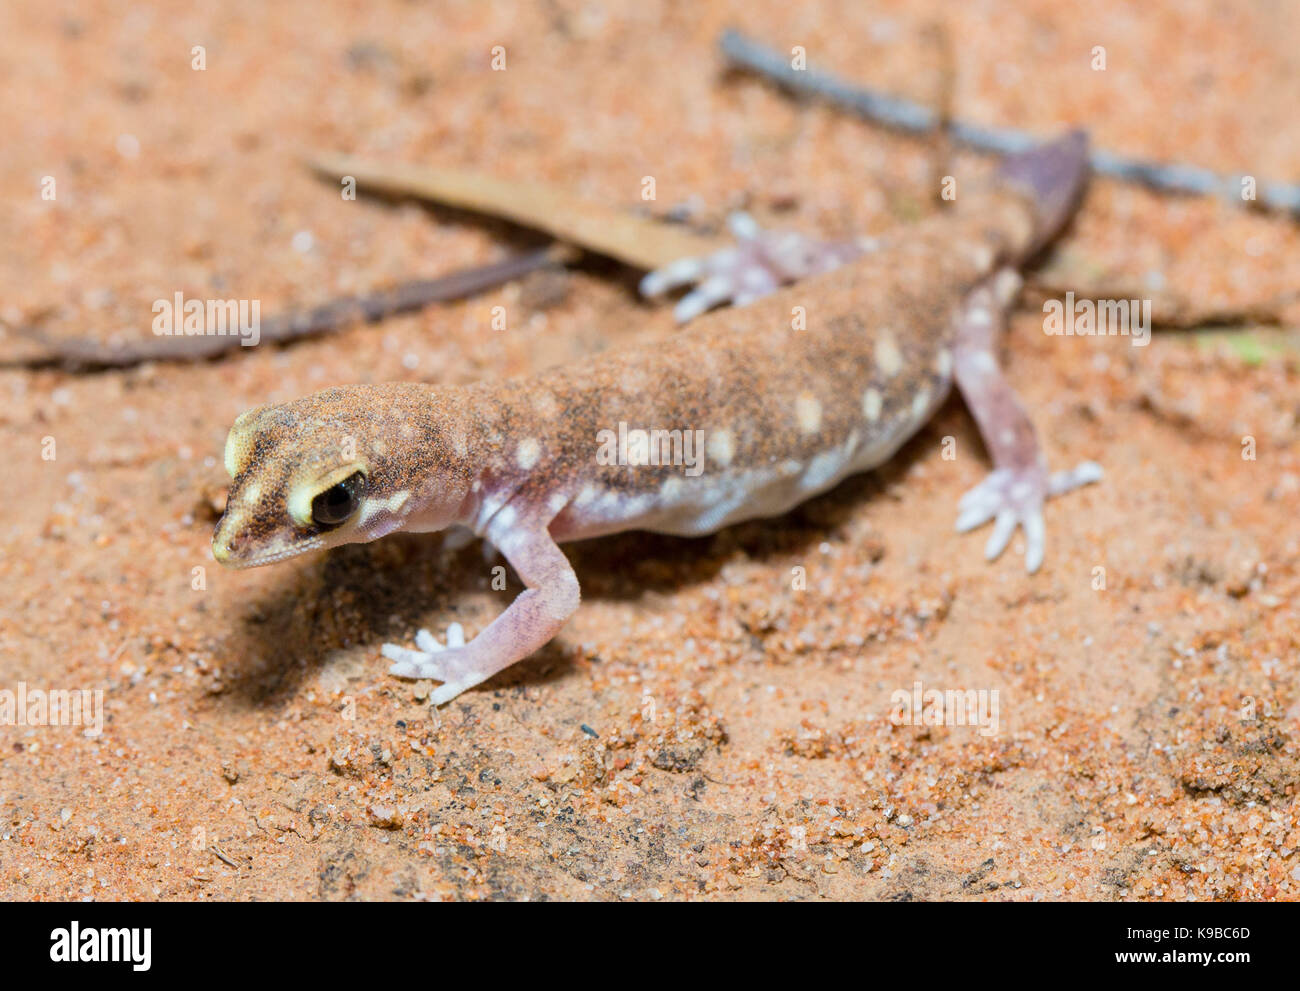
[530,190,1039,537]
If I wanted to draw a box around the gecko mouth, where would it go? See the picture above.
[212,534,324,569]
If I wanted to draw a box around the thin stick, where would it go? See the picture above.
[2,246,568,372]
[719,28,1300,217]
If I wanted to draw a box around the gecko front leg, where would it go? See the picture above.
[952,269,1102,572]
[382,505,580,704]
[639,212,876,322]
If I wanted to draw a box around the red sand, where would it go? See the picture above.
[1,0,1298,900]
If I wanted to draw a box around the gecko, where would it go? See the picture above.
[213,131,1102,705]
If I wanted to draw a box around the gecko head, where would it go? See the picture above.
[212,385,463,569]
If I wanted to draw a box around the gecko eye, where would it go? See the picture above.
[310,471,366,528]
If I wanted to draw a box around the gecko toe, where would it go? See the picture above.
[1023,511,1046,574]
[382,643,422,666]
[639,257,705,297]
[955,503,997,533]
[726,211,761,239]
[673,275,734,322]
[384,651,452,682]
[1049,460,1104,495]
[429,680,474,707]
[415,628,445,653]
[984,509,1018,561]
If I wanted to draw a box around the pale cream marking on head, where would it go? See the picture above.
[706,429,736,467]
[862,388,883,422]
[495,505,517,528]
[934,349,953,379]
[794,395,822,435]
[223,413,258,479]
[875,333,903,377]
[971,351,997,374]
[516,437,541,470]
[969,309,992,328]
[360,490,411,525]
[240,481,261,503]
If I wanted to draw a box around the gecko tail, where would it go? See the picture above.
[996,129,1090,255]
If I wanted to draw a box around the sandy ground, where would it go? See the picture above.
[2,0,1299,901]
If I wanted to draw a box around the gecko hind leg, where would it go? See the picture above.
[952,268,1102,573]
[639,212,876,323]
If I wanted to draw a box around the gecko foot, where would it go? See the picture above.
[954,461,1102,573]
[382,623,484,704]
[639,212,873,322]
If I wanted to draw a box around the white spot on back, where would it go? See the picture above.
[875,333,903,377]
[911,389,932,420]
[968,242,995,270]
[934,349,953,378]
[995,269,1022,303]
[531,392,559,418]
[862,388,883,422]
[516,437,541,470]
[794,395,822,435]
[706,429,736,467]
